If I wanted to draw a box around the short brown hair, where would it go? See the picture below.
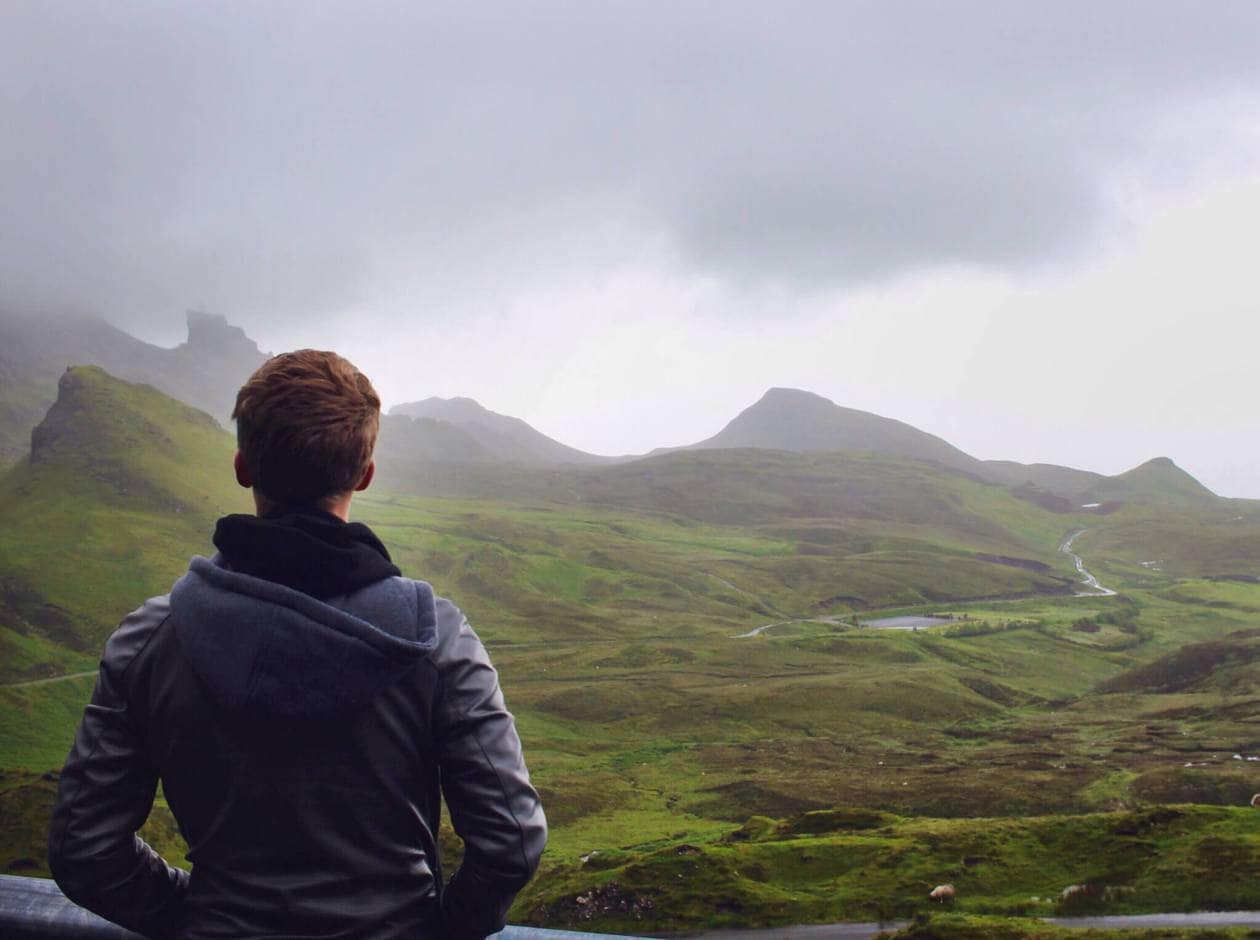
[232,350,381,506]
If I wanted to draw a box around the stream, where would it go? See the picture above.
[735,531,1116,639]
[1059,530,1117,596]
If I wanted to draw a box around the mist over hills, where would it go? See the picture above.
[389,396,609,465]
[0,366,1085,669]
[6,363,1241,627]
[0,312,1226,510]
[0,311,265,465]
[6,344,1260,926]
[375,413,497,467]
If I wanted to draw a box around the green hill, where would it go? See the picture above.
[6,368,1260,934]
[680,388,986,475]
[983,460,1106,499]
[0,366,247,673]
[0,310,265,467]
[1089,457,1217,506]
[390,396,609,464]
[661,389,1219,512]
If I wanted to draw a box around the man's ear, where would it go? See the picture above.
[355,461,375,493]
[233,452,253,489]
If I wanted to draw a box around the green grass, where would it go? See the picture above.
[6,368,1260,931]
[0,368,248,662]
[0,675,97,770]
[517,805,1260,932]
[0,625,94,683]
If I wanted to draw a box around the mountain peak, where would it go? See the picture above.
[29,366,225,477]
[752,388,843,412]
[182,310,264,358]
[431,395,480,406]
[1090,455,1216,505]
[761,387,832,402]
[387,397,604,464]
[31,366,133,464]
[688,388,982,473]
[391,396,495,421]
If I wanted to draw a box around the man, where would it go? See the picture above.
[49,350,546,939]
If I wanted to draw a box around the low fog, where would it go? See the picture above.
[3,2,1259,494]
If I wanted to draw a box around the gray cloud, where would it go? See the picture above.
[2,1,1260,331]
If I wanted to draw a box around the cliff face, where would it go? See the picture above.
[155,311,268,422]
[0,311,267,465]
[29,365,225,473]
[185,311,256,350]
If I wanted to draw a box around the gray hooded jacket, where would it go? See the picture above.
[49,553,546,939]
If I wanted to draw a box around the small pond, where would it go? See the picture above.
[862,615,956,630]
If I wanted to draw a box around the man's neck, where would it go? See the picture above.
[252,491,353,522]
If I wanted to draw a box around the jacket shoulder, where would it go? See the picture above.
[102,595,172,680]
[429,593,482,662]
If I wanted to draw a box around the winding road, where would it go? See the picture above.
[1,670,96,689]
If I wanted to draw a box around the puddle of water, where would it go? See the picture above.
[862,615,955,630]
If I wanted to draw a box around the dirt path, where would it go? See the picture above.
[2,670,96,689]
[733,615,849,639]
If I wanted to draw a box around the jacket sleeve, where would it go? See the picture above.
[48,599,188,939]
[432,600,546,939]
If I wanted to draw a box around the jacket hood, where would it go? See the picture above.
[212,508,402,600]
[170,555,438,722]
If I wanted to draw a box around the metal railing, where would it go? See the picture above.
[0,874,647,940]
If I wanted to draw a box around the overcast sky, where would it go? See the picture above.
[3,2,1259,496]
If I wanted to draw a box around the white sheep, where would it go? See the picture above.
[929,884,956,902]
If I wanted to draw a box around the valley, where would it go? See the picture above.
[0,339,1259,936]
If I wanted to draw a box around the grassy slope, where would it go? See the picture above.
[1075,502,1260,582]
[0,367,248,673]
[518,804,1260,932]
[3,371,1260,931]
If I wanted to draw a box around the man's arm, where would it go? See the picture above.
[433,600,546,939]
[48,600,188,939]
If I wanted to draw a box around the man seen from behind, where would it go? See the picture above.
[49,349,547,938]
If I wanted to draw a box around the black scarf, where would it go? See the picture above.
[213,507,401,600]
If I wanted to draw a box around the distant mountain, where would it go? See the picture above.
[147,311,268,421]
[0,310,266,465]
[389,396,608,464]
[680,388,986,475]
[1087,457,1217,506]
[672,388,1225,509]
[374,413,496,471]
